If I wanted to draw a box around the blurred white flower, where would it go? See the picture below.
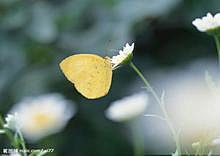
[105,92,148,122]
[152,60,220,141]
[111,43,134,69]
[10,93,76,142]
[0,129,5,134]
[211,137,220,146]
[134,59,220,154]
[192,12,220,32]
[4,113,20,131]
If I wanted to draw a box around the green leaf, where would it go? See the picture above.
[13,132,21,147]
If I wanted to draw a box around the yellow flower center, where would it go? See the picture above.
[32,113,51,128]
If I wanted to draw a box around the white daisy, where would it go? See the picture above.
[111,43,134,69]
[4,113,20,131]
[9,93,76,142]
[105,92,148,122]
[192,12,220,32]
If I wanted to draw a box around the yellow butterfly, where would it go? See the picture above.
[59,54,112,99]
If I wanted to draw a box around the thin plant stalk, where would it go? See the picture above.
[130,121,144,156]
[18,129,27,156]
[0,115,4,126]
[214,35,220,73]
[144,114,166,121]
[129,62,181,156]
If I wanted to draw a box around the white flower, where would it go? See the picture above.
[9,93,76,142]
[105,92,148,122]
[158,60,220,141]
[4,113,20,131]
[211,137,220,146]
[111,43,134,69]
[192,12,220,32]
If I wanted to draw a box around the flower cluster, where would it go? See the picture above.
[192,12,220,34]
[110,43,134,69]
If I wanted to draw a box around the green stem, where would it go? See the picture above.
[130,121,144,156]
[214,35,220,72]
[0,114,4,126]
[0,114,18,148]
[129,62,181,156]
[18,129,27,156]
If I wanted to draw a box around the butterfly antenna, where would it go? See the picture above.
[104,40,120,57]
[109,49,118,54]
[104,40,113,56]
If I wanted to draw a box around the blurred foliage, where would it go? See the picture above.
[0,0,220,155]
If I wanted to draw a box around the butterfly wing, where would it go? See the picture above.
[59,54,112,99]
